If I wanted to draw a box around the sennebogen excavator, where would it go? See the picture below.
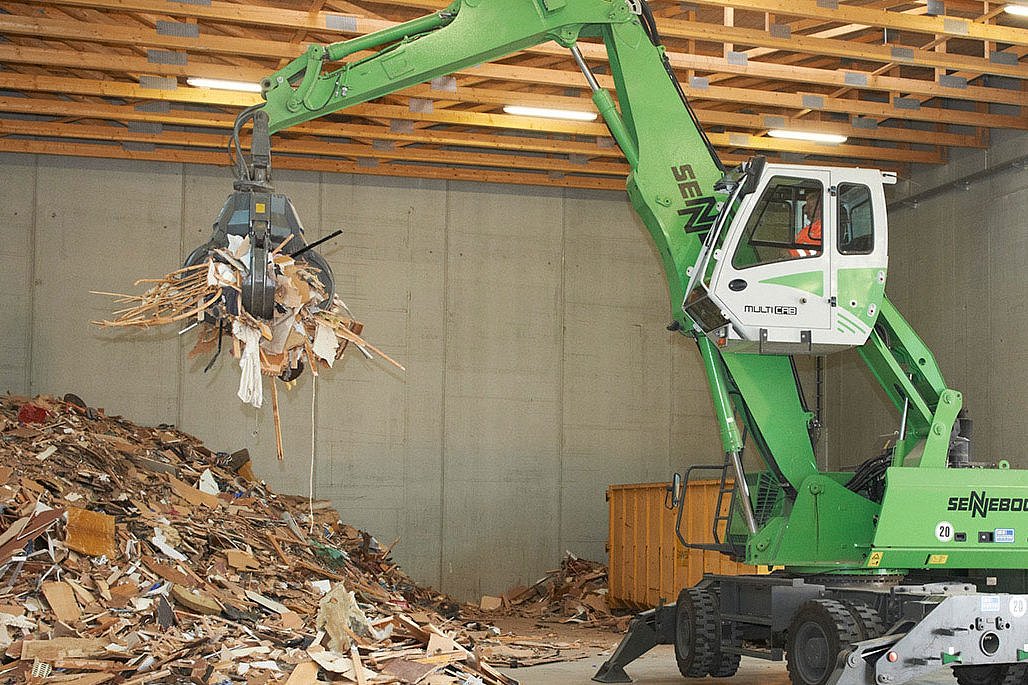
[188,2,1028,683]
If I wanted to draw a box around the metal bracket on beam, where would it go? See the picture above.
[156,21,199,38]
[139,76,177,90]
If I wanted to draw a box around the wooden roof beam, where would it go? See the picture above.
[9,0,1025,78]
[0,76,987,150]
[0,118,634,176]
[684,0,1028,47]
[6,27,1017,110]
[0,102,940,165]
[0,138,629,191]
[0,90,983,152]
[2,64,1018,135]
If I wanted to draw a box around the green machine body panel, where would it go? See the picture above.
[869,467,1028,571]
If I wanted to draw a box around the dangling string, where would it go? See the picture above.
[308,374,318,535]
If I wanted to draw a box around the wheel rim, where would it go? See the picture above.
[794,620,832,683]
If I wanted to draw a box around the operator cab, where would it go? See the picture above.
[684,158,893,355]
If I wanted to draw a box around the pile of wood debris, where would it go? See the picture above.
[0,393,527,684]
[93,238,402,460]
[473,555,627,633]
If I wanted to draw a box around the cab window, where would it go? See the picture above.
[732,177,824,270]
[837,184,874,255]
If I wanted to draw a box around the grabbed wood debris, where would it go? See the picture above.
[91,242,403,462]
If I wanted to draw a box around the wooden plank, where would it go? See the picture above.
[649,17,1027,80]
[0,92,984,151]
[0,94,625,158]
[0,138,629,190]
[41,582,82,623]
[2,19,1020,107]
[1,64,1017,133]
[685,0,1028,48]
[0,119,632,175]
[37,0,1023,52]
[0,14,303,60]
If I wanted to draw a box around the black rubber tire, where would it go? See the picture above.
[953,664,1010,685]
[710,618,742,678]
[1001,663,1028,684]
[842,601,887,641]
[786,599,862,685]
[674,587,717,678]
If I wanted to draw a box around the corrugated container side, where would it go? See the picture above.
[607,481,765,609]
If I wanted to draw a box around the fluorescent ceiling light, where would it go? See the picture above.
[503,105,598,121]
[186,77,262,93]
[1005,3,1028,15]
[767,129,848,145]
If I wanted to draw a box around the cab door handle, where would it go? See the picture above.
[729,279,748,292]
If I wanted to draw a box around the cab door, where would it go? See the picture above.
[712,170,833,344]
[828,171,889,345]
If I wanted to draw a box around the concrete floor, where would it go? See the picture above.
[501,645,956,685]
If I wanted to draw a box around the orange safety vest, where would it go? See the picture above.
[791,219,822,258]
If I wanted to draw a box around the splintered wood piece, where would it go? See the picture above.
[41,582,81,623]
[382,659,436,683]
[46,673,116,685]
[65,507,118,558]
[270,381,284,462]
[316,313,405,371]
[479,596,502,612]
[170,585,222,616]
[224,549,259,571]
[93,262,222,328]
[245,591,289,615]
[350,643,367,685]
[142,558,195,588]
[426,633,463,659]
[168,476,221,509]
[51,659,131,672]
[284,661,318,685]
[265,533,290,566]
[0,508,64,566]
[278,611,303,630]
[20,638,106,661]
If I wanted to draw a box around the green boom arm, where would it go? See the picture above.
[254,0,819,494]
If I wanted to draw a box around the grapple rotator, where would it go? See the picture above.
[184,108,336,321]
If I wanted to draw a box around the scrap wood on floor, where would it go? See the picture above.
[0,393,528,685]
[469,554,630,632]
[458,555,632,669]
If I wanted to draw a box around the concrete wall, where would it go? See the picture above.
[0,153,720,600]
[824,130,1028,470]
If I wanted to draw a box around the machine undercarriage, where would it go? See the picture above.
[595,573,1028,685]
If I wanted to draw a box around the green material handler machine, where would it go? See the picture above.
[189,1,1028,683]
